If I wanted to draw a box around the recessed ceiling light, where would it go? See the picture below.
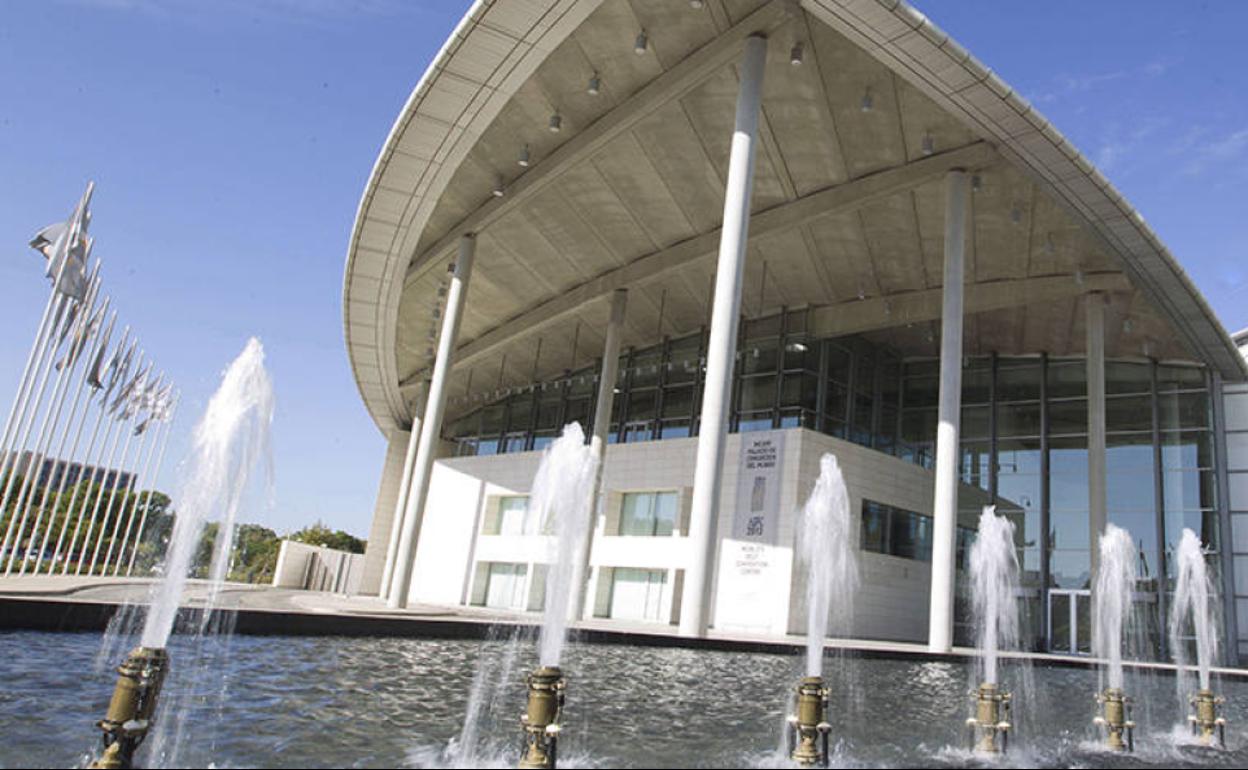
[634,30,648,55]
[789,42,803,67]
[587,72,601,96]
[518,144,531,168]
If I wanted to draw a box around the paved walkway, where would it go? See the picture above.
[1,575,1243,679]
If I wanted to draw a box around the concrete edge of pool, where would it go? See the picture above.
[1,584,1244,681]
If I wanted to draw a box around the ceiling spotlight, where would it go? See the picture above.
[860,87,874,112]
[518,144,531,168]
[491,176,505,198]
[857,286,866,301]
[1123,319,1134,333]
[790,42,804,67]
[634,30,648,55]
[971,174,982,192]
[921,131,934,156]
[1009,203,1022,225]
[587,72,601,96]
[548,112,562,133]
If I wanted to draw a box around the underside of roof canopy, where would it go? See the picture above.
[343,0,1246,434]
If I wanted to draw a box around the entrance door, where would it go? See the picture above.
[1048,589,1091,654]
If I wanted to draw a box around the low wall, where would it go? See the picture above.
[272,540,365,595]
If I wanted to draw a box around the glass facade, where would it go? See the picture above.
[445,308,1222,653]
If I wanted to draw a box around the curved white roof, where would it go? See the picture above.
[344,0,1245,434]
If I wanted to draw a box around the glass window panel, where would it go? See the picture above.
[630,348,663,388]
[823,416,847,440]
[506,395,534,432]
[855,356,876,395]
[659,421,691,439]
[1105,361,1152,395]
[826,344,851,385]
[890,510,920,560]
[959,442,991,489]
[1048,399,1088,435]
[536,399,562,431]
[1050,549,1092,589]
[619,493,655,536]
[962,360,992,404]
[1106,510,1158,573]
[997,436,1043,474]
[997,361,1041,402]
[480,405,506,435]
[902,409,937,445]
[745,314,782,337]
[626,390,657,422]
[1161,430,1212,469]
[1164,511,1220,558]
[1163,469,1217,511]
[780,372,818,411]
[1047,361,1087,400]
[568,370,596,396]
[996,473,1041,547]
[564,397,590,429]
[903,374,939,408]
[961,405,990,440]
[739,375,777,412]
[997,402,1041,438]
[1049,435,1089,474]
[1156,365,1206,392]
[661,386,694,419]
[738,412,773,433]
[783,338,815,371]
[1107,471,1157,512]
[779,408,815,430]
[1106,395,1152,432]
[1050,510,1090,550]
[653,492,677,536]
[532,433,555,451]
[502,432,528,453]
[825,381,849,423]
[666,341,701,385]
[741,341,778,375]
[1158,391,1210,431]
[498,496,529,536]
[477,438,500,456]
[1106,436,1155,470]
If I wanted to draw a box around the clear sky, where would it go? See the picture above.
[1,1,1245,539]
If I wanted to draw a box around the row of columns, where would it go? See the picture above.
[375,30,1111,653]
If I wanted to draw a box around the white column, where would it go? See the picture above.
[572,289,628,620]
[1086,292,1107,580]
[927,169,969,653]
[389,234,476,609]
[380,389,425,601]
[678,34,768,638]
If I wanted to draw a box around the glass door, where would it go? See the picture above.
[1048,588,1091,654]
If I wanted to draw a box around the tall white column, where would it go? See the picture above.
[1086,292,1107,580]
[380,387,425,601]
[927,169,969,653]
[678,34,768,638]
[572,289,628,620]
[389,234,476,609]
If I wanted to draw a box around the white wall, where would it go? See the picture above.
[391,427,949,643]
[1223,374,1248,659]
[273,539,366,595]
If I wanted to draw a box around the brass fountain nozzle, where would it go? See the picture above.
[1188,688,1227,747]
[966,682,1012,754]
[786,676,831,767]
[1093,687,1135,752]
[518,665,565,769]
[90,646,170,769]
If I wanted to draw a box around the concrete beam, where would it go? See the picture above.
[809,271,1130,339]
[403,0,792,289]
[399,141,995,387]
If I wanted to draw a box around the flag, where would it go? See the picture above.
[55,268,104,371]
[85,313,117,390]
[32,184,94,302]
[103,340,136,407]
[113,360,150,417]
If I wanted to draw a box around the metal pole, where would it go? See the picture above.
[389,234,475,609]
[22,299,111,574]
[89,392,141,575]
[1087,293,1107,584]
[927,169,969,653]
[0,296,74,565]
[0,291,64,482]
[678,34,768,637]
[126,394,178,576]
[572,289,627,621]
[105,399,160,575]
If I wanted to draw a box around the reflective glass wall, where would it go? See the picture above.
[443,308,1221,653]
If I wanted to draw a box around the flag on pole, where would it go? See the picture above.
[113,361,150,417]
[56,268,104,371]
[88,321,121,391]
[31,183,94,302]
[103,340,136,407]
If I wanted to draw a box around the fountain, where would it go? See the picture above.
[1169,527,1227,747]
[964,505,1018,754]
[516,422,597,770]
[88,338,274,769]
[785,453,854,768]
[1091,524,1138,751]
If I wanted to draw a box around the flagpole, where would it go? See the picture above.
[24,300,112,575]
[103,398,158,575]
[85,352,145,575]
[0,296,75,565]
[0,291,63,482]
[75,349,141,577]
[3,272,102,575]
[56,326,130,574]
[125,393,177,577]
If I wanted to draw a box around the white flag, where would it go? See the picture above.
[86,313,118,390]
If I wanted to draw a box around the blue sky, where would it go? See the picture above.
[0,2,1244,538]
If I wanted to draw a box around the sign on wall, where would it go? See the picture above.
[732,431,785,545]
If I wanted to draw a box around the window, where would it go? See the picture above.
[483,562,527,609]
[609,568,666,621]
[860,500,932,562]
[619,491,678,536]
[484,495,539,536]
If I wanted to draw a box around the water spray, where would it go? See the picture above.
[1188,688,1226,747]
[965,682,1011,754]
[786,676,831,767]
[518,666,564,769]
[89,646,169,769]
[1093,687,1134,752]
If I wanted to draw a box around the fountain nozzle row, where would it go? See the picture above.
[1188,688,1227,747]
[966,682,1011,754]
[90,646,169,769]
[786,675,831,767]
[518,665,565,769]
[1093,687,1135,752]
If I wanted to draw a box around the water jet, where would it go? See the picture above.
[966,682,1011,754]
[965,506,1019,754]
[1092,687,1134,752]
[1091,525,1138,751]
[786,676,831,767]
[1170,528,1228,747]
[518,665,565,769]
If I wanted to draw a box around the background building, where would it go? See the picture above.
[343,0,1246,662]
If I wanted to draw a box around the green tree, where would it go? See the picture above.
[289,521,365,554]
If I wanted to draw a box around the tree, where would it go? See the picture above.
[289,521,365,554]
